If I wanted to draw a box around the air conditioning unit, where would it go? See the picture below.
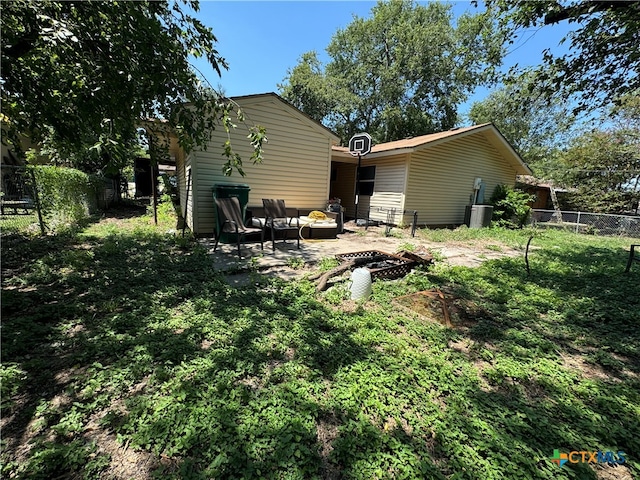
[464,204,493,228]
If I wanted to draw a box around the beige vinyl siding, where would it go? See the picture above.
[363,155,407,224]
[177,151,195,232]
[192,97,334,235]
[330,156,407,221]
[172,138,196,232]
[405,135,518,225]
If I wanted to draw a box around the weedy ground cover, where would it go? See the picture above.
[1,206,638,479]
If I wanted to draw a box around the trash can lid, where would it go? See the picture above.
[213,183,250,189]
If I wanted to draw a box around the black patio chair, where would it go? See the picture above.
[214,197,264,258]
[262,199,300,250]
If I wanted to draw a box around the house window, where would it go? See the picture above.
[357,166,376,196]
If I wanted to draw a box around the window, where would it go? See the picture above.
[359,166,376,180]
[357,166,376,196]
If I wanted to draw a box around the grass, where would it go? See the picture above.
[418,224,537,249]
[2,209,639,479]
[0,212,40,235]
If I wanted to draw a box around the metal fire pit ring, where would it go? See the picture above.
[335,250,417,280]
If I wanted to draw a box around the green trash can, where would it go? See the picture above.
[213,183,251,243]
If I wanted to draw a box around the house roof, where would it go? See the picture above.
[144,93,341,145]
[230,92,341,144]
[332,123,532,175]
[516,175,570,192]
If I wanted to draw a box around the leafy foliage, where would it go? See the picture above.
[554,128,640,214]
[2,209,639,479]
[280,0,504,144]
[0,363,27,408]
[490,184,535,228]
[1,0,266,176]
[29,165,100,229]
[548,96,640,214]
[483,0,640,115]
[467,72,574,172]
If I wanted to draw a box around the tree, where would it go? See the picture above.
[1,0,265,175]
[611,90,640,131]
[482,0,640,114]
[279,52,336,125]
[468,72,575,175]
[557,115,640,214]
[279,0,504,144]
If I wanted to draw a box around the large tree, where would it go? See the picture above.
[279,0,504,144]
[555,94,640,213]
[558,129,640,213]
[482,0,640,114]
[1,0,265,175]
[468,72,575,175]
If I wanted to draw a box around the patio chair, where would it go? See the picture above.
[262,199,300,250]
[214,197,264,258]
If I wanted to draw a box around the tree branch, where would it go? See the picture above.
[544,1,638,24]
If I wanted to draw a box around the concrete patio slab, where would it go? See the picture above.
[199,224,524,279]
[200,226,408,271]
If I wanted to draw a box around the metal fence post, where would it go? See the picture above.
[29,169,46,235]
[412,211,418,237]
[576,211,581,234]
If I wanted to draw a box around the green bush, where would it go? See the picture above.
[146,193,178,225]
[490,184,535,228]
[29,165,100,229]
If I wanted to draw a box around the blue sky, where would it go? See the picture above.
[190,1,572,117]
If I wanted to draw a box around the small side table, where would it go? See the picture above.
[327,206,344,234]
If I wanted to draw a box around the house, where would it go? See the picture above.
[516,175,571,210]
[330,124,532,227]
[172,97,530,236]
[174,93,340,237]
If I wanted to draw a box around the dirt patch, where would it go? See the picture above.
[593,463,635,480]
[316,412,341,480]
[335,225,523,268]
[394,290,452,327]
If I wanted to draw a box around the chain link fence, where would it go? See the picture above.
[1,165,122,236]
[0,165,44,235]
[532,209,640,238]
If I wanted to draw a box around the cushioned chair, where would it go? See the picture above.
[214,197,263,258]
[262,199,300,250]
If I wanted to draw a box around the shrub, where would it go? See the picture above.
[490,184,535,228]
[29,165,100,229]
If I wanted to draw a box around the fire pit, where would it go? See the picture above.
[335,250,417,280]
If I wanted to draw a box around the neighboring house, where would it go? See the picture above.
[330,124,532,227]
[516,175,571,210]
[174,93,340,237]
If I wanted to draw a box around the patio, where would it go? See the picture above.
[200,223,524,283]
[203,225,401,267]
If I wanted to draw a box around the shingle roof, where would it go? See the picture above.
[331,123,532,175]
[332,124,490,154]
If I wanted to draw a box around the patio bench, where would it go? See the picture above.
[247,206,339,240]
[298,208,339,239]
[1,198,33,215]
